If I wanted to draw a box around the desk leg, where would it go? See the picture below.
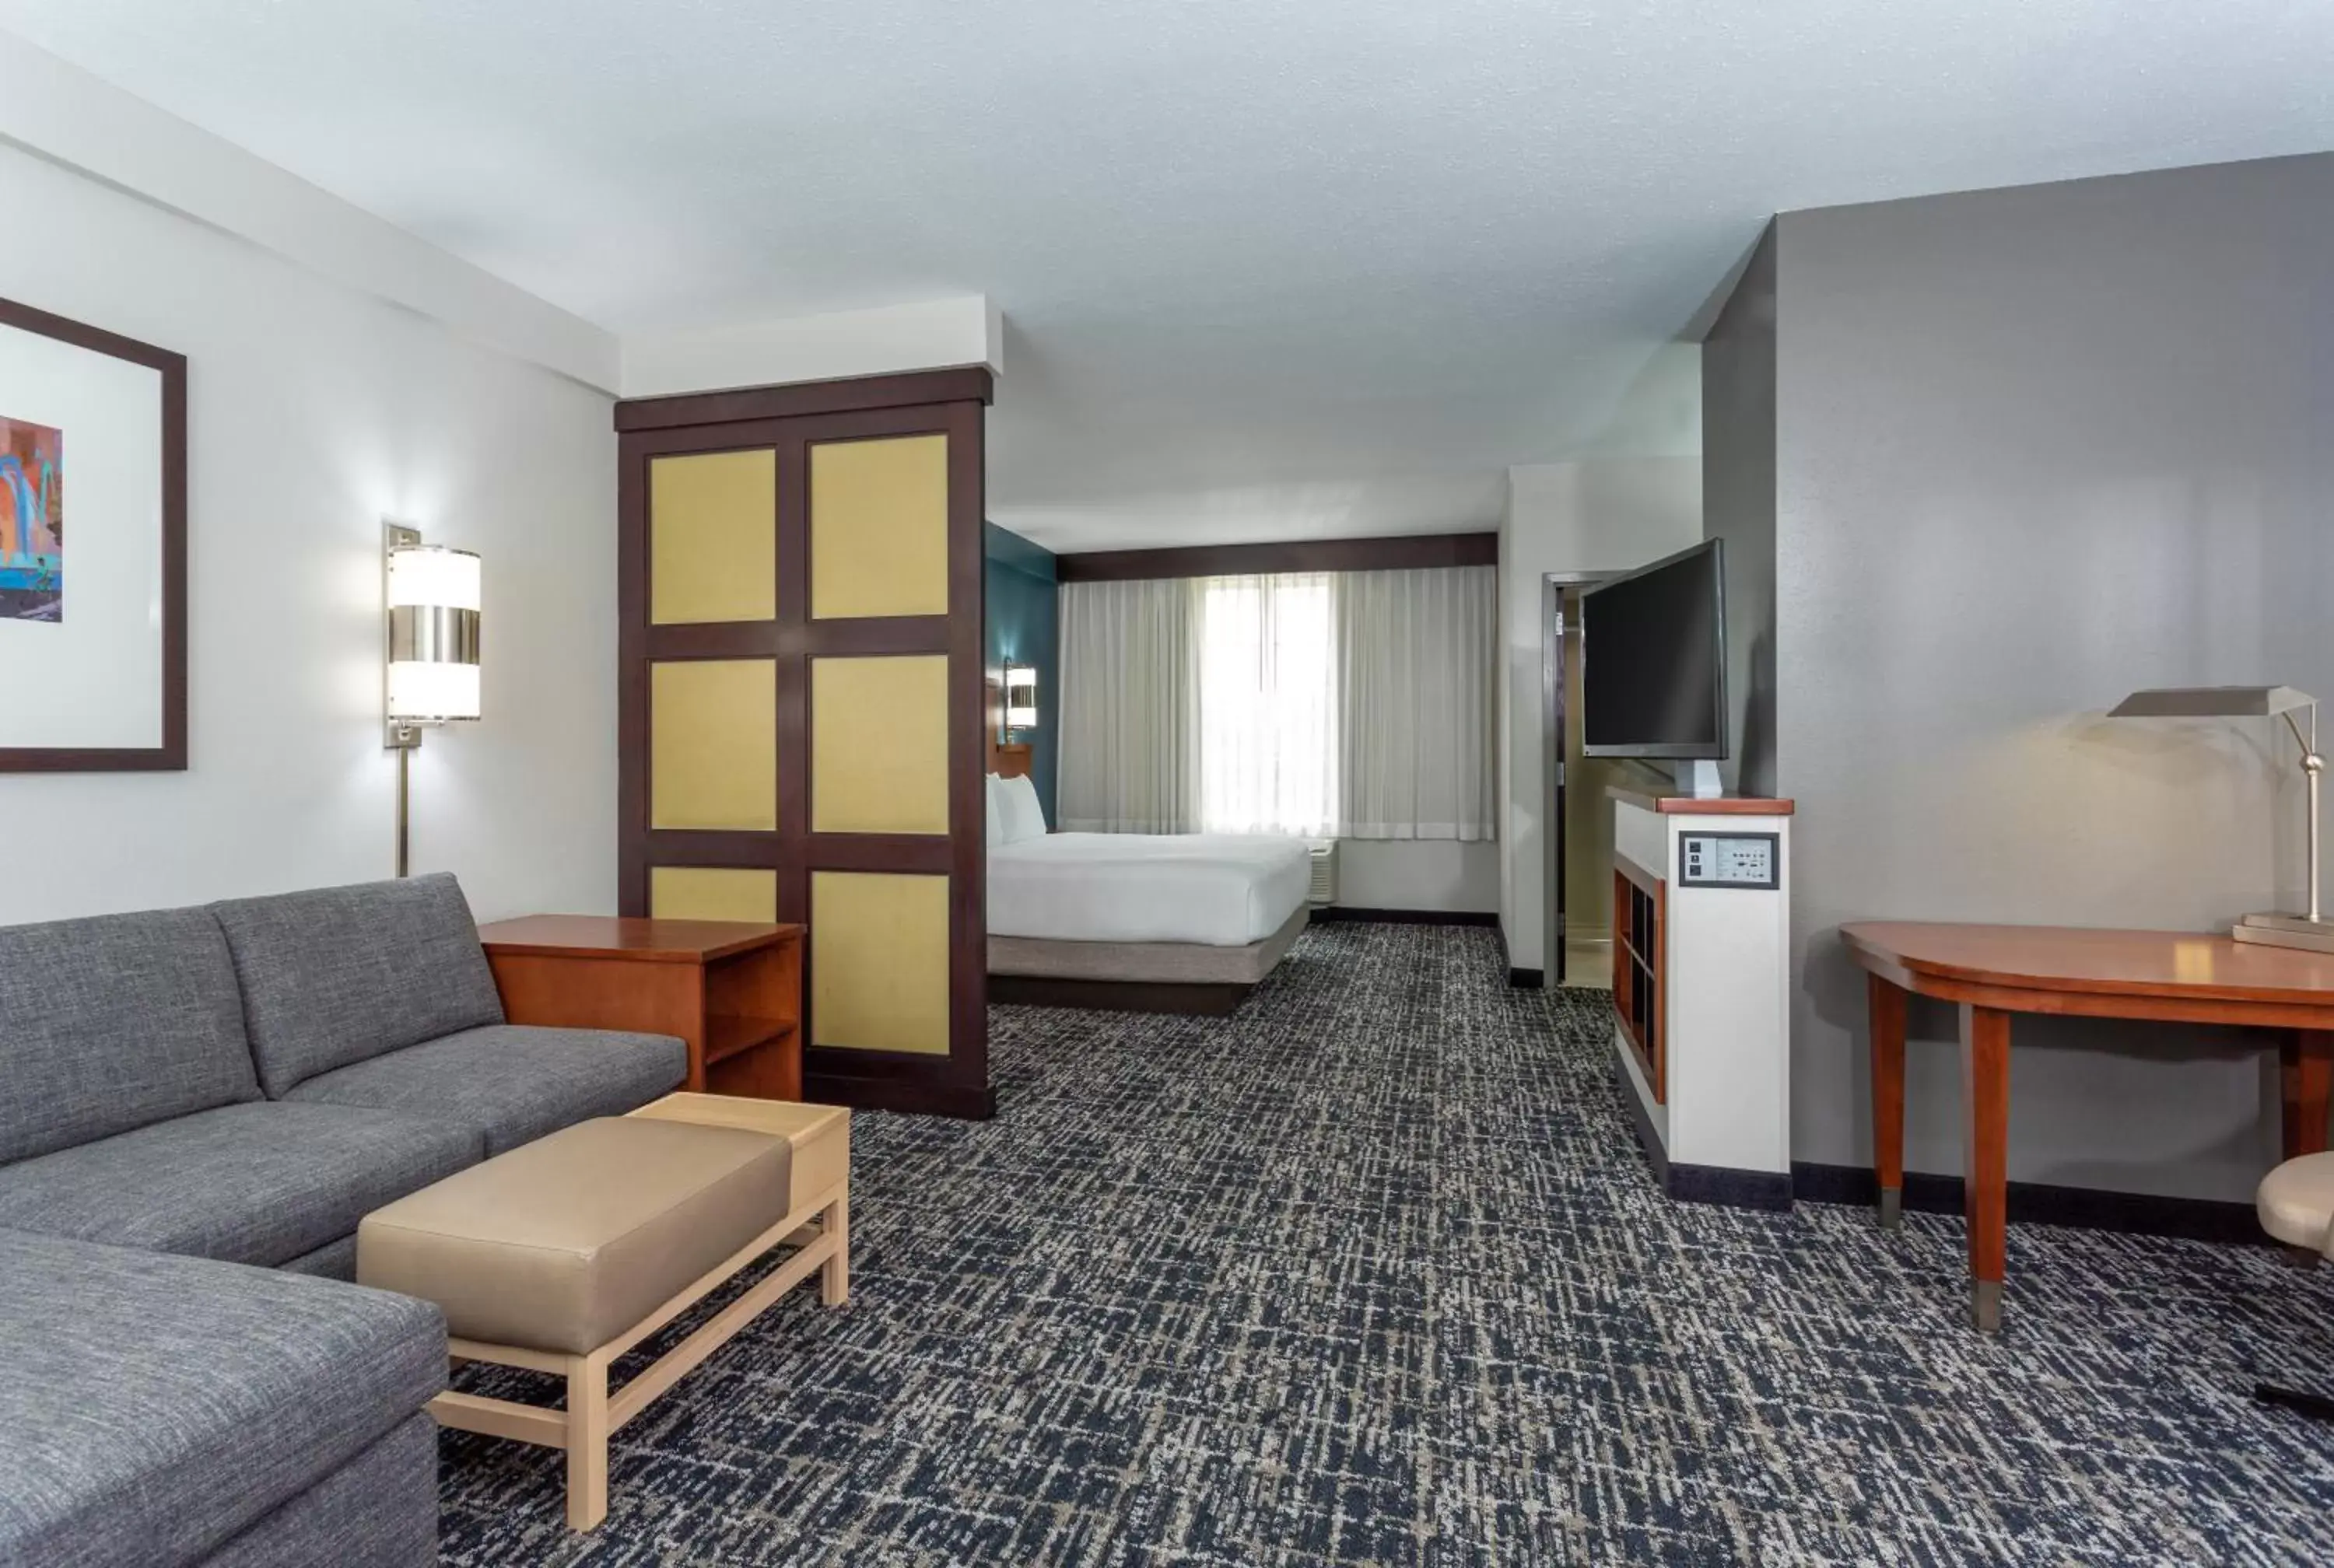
[2281,1031,2332,1160]
[1960,1005,2010,1334]
[1869,975,1908,1230]
[1867,980,1905,1223]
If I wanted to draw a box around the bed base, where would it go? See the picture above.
[988,975,1254,1016]
[986,907,1307,1017]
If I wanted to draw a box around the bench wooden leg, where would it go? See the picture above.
[565,1350,611,1531]
[429,1178,850,1531]
[822,1190,850,1306]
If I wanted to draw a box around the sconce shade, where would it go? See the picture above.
[387,544,482,723]
[387,545,482,613]
[388,660,481,722]
[1004,664,1038,731]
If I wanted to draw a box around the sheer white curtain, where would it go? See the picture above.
[1056,577,1203,832]
[1197,573,1339,836]
[1057,563,1496,842]
[1336,565,1497,839]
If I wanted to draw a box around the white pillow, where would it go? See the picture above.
[984,773,1004,849]
[995,772,1047,843]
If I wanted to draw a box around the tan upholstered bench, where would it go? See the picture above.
[358,1094,849,1529]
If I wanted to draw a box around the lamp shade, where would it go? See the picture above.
[1004,664,1038,730]
[2110,685,2315,718]
[387,544,482,722]
[386,544,482,612]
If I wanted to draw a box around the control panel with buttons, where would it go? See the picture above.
[1680,831,1781,890]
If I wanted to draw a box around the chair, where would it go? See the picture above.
[2255,1151,2334,1420]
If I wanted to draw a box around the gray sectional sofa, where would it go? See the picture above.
[0,874,688,1568]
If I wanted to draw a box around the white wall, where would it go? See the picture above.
[1769,156,2334,1200]
[1337,841,1498,912]
[0,138,617,926]
[622,296,1001,399]
[0,38,617,392]
[1497,458,1701,973]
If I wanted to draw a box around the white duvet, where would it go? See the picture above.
[987,833,1313,947]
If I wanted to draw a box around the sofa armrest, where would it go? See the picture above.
[0,1228,444,1568]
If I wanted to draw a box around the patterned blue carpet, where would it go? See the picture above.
[437,922,2334,1564]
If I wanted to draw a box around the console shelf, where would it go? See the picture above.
[1606,787,1796,1210]
[1613,858,1666,1103]
[477,915,806,1101]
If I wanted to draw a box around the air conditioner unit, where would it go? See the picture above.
[1306,839,1337,907]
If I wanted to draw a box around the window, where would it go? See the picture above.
[1057,565,1495,842]
[1197,573,1337,836]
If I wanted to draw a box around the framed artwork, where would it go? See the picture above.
[0,296,186,772]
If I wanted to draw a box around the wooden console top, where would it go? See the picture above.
[1607,785,1796,816]
[476,915,801,964]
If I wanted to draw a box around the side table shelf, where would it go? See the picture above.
[476,915,805,1101]
[1613,857,1665,1104]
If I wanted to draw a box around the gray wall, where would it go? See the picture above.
[1702,224,1779,798]
[1766,153,2334,1200]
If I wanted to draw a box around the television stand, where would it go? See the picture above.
[1607,785,1796,1209]
[1672,758,1726,799]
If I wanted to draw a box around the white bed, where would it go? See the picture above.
[981,773,1314,1010]
[987,831,1313,947]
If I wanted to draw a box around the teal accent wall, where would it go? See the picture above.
[983,522,1058,824]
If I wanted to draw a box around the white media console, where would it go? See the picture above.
[1609,786,1796,1208]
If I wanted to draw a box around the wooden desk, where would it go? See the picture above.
[477,915,805,1101]
[1842,922,2334,1332]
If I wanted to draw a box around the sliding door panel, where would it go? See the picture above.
[809,653,950,835]
[809,870,951,1054]
[618,373,994,1118]
[648,658,778,831]
[650,449,777,625]
[650,866,780,923]
[809,433,950,620]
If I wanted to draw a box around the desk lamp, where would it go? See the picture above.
[2109,686,2325,952]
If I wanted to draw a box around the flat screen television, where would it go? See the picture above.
[1580,538,1726,759]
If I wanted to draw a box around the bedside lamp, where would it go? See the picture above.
[2110,685,2324,952]
[1004,664,1039,733]
[385,523,482,878]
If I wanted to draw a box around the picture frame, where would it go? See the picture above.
[0,296,187,772]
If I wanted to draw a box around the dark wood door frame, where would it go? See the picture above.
[1540,570,1618,987]
[615,369,997,1119]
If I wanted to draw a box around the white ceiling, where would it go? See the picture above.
[3,2,2329,551]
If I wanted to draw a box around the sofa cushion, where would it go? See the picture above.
[209,872,506,1096]
[279,1234,361,1282]
[0,1101,482,1268]
[0,907,260,1166]
[359,1116,794,1354]
[0,1227,444,1568]
[285,1023,689,1156]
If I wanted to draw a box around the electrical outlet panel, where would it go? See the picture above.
[1680,831,1780,890]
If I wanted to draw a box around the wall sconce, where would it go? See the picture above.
[1004,664,1039,733]
[384,522,482,877]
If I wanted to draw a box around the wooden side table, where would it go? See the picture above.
[476,915,805,1101]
